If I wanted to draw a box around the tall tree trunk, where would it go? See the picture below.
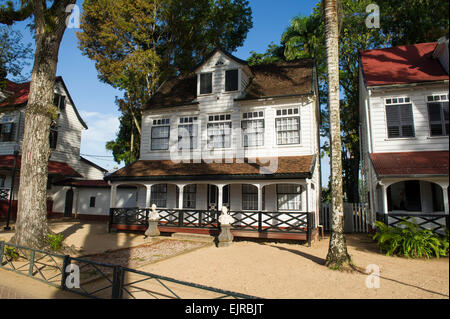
[323,0,352,269]
[12,0,76,249]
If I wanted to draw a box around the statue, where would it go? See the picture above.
[145,203,160,238]
[218,206,234,247]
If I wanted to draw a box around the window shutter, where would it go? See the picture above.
[59,95,66,109]
[225,69,238,91]
[200,73,212,94]
[428,102,443,136]
[399,104,414,137]
[386,105,400,138]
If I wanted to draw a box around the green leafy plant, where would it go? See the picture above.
[373,219,449,259]
[4,245,19,261]
[46,233,64,251]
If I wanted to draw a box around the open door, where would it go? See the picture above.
[64,188,74,217]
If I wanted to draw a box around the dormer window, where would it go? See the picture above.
[199,73,212,95]
[225,69,239,92]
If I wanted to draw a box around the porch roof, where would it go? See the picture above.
[0,155,82,178]
[105,155,315,182]
[369,151,449,177]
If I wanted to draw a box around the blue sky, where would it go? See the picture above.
[8,0,329,186]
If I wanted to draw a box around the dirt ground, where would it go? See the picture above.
[0,220,448,299]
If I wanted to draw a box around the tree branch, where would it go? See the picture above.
[0,1,33,25]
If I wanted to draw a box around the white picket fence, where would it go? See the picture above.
[321,202,370,233]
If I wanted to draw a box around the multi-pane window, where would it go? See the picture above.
[207,114,232,149]
[151,119,170,150]
[151,184,167,208]
[225,69,239,92]
[199,73,212,94]
[178,117,198,150]
[0,122,15,142]
[89,196,96,208]
[183,184,196,209]
[385,98,415,138]
[277,184,302,211]
[242,184,258,210]
[427,94,449,137]
[275,108,300,145]
[242,111,264,147]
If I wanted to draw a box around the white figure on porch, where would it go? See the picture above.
[218,206,234,225]
[149,203,159,221]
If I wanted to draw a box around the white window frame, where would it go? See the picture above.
[225,68,239,92]
[242,184,258,211]
[178,117,198,150]
[207,114,232,149]
[151,184,167,208]
[276,184,302,211]
[151,118,170,151]
[241,111,265,148]
[275,107,301,145]
[426,94,449,137]
[198,72,213,95]
[384,97,415,139]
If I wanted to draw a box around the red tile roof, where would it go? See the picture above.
[0,155,82,177]
[360,42,449,87]
[370,151,449,176]
[0,80,30,107]
[107,156,315,180]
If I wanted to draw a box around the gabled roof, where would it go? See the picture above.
[105,155,315,181]
[193,47,249,72]
[360,42,449,87]
[370,151,449,177]
[142,52,315,111]
[0,77,88,129]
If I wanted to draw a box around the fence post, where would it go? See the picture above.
[108,208,113,233]
[0,241,4,265]
[306,213,312,247]
[199,211,203,228]
[28,250,35,276]
[258,212,262,232]
[179,210,184,227]
[60,255,70,290]
[446,215,449,230]
[112,265,123,299]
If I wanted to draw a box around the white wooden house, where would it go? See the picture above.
[105,48,321,240]
[0,76,115,220]
[359,38,449,232]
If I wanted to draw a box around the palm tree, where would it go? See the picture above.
[322,0,352,269]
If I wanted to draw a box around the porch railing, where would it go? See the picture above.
[109,208,315,244]
[375,212,449,235]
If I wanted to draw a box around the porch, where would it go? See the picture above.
[108,207,317,244]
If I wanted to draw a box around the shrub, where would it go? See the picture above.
[47,233,64,251]
[373,219,449,259]
[4,245,19,261]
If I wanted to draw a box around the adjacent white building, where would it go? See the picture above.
[0,76,114,220]
[359,38,449,231]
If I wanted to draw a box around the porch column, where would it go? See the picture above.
[380,182,389,217]
[441,184,449,215]
[145,184,153,208]
[306,180,312,213]
[178,185,185,209]
[257,184,263,211]
[110,184,117,209]
[217,185,224,211]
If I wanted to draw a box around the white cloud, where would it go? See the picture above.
[79,110,122,171]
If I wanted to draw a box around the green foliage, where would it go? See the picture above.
[78,0,253,165]
[373,220,449,259]
[46,233,64,251]
[4,245,19,260]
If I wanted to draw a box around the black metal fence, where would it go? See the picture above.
[0,241,259,299]
[375,213,449,235]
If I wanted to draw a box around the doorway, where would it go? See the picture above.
[64,188,74,217]
[207,185,230,210]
